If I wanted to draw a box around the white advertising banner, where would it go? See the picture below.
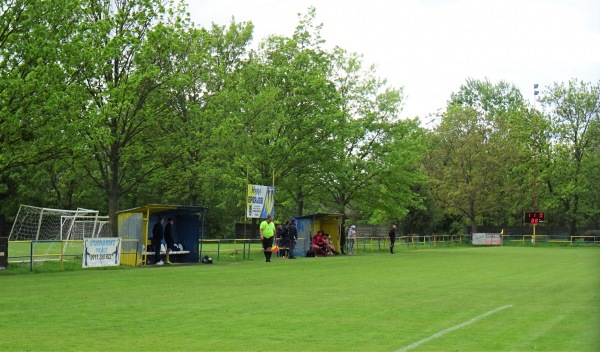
[246,185,275,218]
[472,233,502,246]
[83,238,121,268]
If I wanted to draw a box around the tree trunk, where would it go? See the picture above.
[108,152,120,237]
[470,199,478,233]
[570,195,579,237]
[296,189,304,217]
[470,218,478,234]
[108,187,119,237]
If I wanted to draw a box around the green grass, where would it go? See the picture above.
[1,247,599,351]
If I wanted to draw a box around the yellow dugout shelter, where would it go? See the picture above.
[295,213,344,256]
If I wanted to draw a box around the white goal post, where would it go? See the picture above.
[9,205,108,241]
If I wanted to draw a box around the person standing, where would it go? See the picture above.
[164,218,175,264]
[340,224,347,255]
[152,217,164,265]
[347,225,357,254]
[275,224,283,258]
[389,224,397,254]
[287,218,298,259]
[281,221,291,258]
[259,215,276,262]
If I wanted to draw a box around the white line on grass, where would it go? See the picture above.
[395,304,513,352]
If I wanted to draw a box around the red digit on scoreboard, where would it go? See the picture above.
[525,212,545,224]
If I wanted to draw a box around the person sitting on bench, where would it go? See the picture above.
[312,231,328,256]
[324,234,340,255]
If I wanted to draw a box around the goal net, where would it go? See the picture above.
[8,205,110,263]
[9,205,106,241]
[60,215,110,240]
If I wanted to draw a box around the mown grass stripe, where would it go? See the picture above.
[395,304,513,352]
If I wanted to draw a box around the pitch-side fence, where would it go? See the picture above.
[4,234,598,271]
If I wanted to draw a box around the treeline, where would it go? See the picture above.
[1,1,598,237]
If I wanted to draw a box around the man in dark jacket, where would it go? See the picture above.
[389,224,397,254]
[287,219,298,259]
[152,217,164,265]
[276,222,287,258]
[340,224,347,254]
[164,218,175,264]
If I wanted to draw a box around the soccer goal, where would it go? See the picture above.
[9,205,106,241]
[8,205,109,263]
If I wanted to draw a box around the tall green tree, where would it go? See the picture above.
[449,78,534,224]
[145,20,256,236]
[233,8,342,219]
[427,79,527,232]
[322,47,424,224]
[0,0,85,218]
[66,0,188,234]
[541,79,600,233]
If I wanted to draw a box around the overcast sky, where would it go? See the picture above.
[186,0,600,120]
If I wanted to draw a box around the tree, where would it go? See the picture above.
[0,0,85,218]
[320,47,425,224]
[232,8,342,219]
[541,79,600,234]
[66,0,188,234]
[146,20,256,236]
[427,79,528,232]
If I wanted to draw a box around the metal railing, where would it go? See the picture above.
[502,234,598,244]
[5,233,596,270]
[199,238,259,261]
[354,235,467,252]
[7,239,140,271]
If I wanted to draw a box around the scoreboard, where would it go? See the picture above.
[524,212,545,224]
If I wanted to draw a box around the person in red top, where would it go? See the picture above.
[312,230,327,256]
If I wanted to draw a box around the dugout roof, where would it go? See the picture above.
[117,204,207,216]
[294,213,344,220]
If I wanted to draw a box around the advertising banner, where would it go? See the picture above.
[83,238,121,268]
[246,185,275,218]
[472,233,502,246]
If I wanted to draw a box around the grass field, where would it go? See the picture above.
[1,247,599,351]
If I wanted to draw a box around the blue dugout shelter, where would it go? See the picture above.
[117,204,207,266]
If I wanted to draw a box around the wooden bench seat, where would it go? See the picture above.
[143,250,190,255]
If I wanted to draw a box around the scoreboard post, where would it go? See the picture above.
[524,212,545,245]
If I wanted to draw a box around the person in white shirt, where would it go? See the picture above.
[347,225,357,254]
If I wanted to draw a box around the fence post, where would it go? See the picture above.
[0,237,7,270]
[60,240,64,270]
[30,241,33,272]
